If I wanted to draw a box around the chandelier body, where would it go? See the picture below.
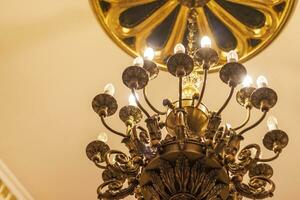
[86,8,289,200]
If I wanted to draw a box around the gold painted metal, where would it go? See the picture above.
[89,0,296,72]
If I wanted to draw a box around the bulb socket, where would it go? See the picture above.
[263,129,289,152]
[119,105,143,125]
[143,59,159,80]
[219,62,247,87]
[122,66,149,89]
[86,140,110,162]
[250,87,278,111]
[92,93,118,117]
[167,53,194,77]
[194,47,219,70]
[236,87,256,108]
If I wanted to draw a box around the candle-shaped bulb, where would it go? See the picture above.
[133,56,144,67]
[97,132,108,143]
[129,92,139,106]
[104,83,115,96]
[226,123,232,130]
[144,47,155,60]
[200,36,212,48]
[111,154,116,163]
[227,50,239,63]
[174,43,186,54]
[256,76,268,88]
[267,116,278,131]
[242,75,253,88]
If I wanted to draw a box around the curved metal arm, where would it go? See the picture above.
[143,87,166,115]
[234,107,251,131]
[258,151,281,162]
[239,111,268,136]
[105,150,140,175]
[216,86,235,116]
[196,69,208,108]
[100,115,127,138]
[97,179,139,200]
[235,176,275,199]
[131,89,151,118]
[239,144,262,160]
[94,162,107,169]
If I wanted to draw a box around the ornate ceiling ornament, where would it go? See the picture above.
[89,0,296,72]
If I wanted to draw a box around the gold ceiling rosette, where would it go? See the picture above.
[89,0,295,72]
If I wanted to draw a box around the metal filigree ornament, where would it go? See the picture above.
[86,3,291,200]
[89,0,296,72]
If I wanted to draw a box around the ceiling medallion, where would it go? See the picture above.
[89,0,295,72]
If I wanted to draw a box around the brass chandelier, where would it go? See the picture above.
[86,5,289,200]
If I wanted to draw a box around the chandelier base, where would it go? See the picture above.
[140,140,230,200]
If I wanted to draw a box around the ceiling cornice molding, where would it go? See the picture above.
[0,160,34,200]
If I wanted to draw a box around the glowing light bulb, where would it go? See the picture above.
[112,154,116,163]
[133,56,144,67]
[200,36,212,48]
[256,76,268,88]
[226,123,232,130]
[242,75,253,88]
[97,132,108,143]
[144,47,155,60]
[174,43,186,54]
[227,50,239,63]
[104,83,115,96]
[129,92,139,106]
[267,116,278,131]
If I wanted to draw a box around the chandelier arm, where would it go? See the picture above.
[179,77,183,109]
[131,89,151,118]
[143,87,166,115]
[97,179,139,200]
[94,162,107,169]
[258,151,281,162]
[100,115,127,138]
[195,68,208,108]
[234,176,275,199]
[234,107,252,131]
[238,111,268,136]
[216,86,235,116]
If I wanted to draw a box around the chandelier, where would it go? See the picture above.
[86,6,289,200]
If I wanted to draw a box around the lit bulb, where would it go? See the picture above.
[227,50,239,63]
[104,83,115,96]
[129,92,139,106]
[112,154,116,163]
[267,116,278,131]
[226,123,232,130]
[242,75,253,88]
[174,43,186,54]
[143,47,155,60]
[200,36,212,48]
[97,132,108,143]
[256,76,268,88]
[133,56,144,67]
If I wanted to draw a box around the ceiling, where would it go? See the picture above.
[0,1,299,200]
